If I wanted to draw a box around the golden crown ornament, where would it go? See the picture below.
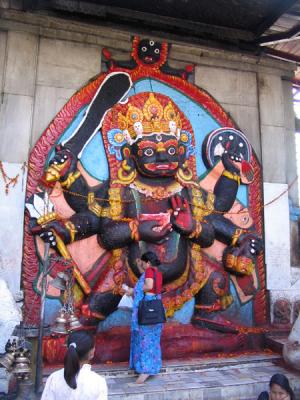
[117,93,182,144]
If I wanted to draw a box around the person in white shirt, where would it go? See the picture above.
[41,330,107,400]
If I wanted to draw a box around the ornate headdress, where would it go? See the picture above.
[117,93,182,144]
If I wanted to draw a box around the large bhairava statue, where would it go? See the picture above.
[24,37,265,335]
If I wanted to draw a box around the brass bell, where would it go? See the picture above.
[51,310,68,335]
[50,272,68,291]
[13,350,31,380]
[0,351,15,371]
[68,312,82,331]
[13,362,31,379]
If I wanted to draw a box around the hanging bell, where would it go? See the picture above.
[13,362,30,380]
[13,350,31,380]
[50,272,68,291]
[51,310,68,335]
[0,351,16,371]
[68,312,82,331]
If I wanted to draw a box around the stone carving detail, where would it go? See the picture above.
[273,298,292,326]
[22,37,266,362]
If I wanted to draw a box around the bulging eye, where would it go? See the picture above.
[141,46,147,52]
[149,40,155,46]
[154,48,160,54]
[144,148,154,157]
[168,147,176,155]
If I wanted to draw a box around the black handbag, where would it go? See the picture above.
[138,269,166,325]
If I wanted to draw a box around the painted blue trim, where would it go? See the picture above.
[289,198,300,221]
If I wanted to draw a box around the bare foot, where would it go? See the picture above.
[136,374,150,384]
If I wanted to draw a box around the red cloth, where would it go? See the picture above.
[145,267,162,294]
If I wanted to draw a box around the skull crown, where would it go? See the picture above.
[116,93,182,144]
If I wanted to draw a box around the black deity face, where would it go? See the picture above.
[132,133,180,177]
[137,39,162,65]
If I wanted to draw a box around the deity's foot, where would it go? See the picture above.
[79,303,106,326]
[136,374,150,384]
[79,316,101,326]
[192,312,239,334]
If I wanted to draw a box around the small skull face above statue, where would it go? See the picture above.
[137,39,163,65]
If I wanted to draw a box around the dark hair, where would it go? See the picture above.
[141,251,161,266]
[64,330,95,389]
[270,374,295,400]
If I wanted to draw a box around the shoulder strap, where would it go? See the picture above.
[143,267,158,295]
[152,267,157,294]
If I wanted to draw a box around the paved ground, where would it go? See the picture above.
[5,351,298,399]
[91,353,300,400]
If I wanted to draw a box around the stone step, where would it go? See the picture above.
[93,353,282,377]
[43,352,282,378]
[265,334,289,353]
[104,357,300,400]
[43,353,300,399]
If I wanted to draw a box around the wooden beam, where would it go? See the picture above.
[258,23,300,45]
[25,0,255,42]
[264,47,300,63]
[254,0,298,37]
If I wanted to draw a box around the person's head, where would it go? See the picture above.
[269,374,295,400]
[141,251,161,267]
[136,251,161,273]
[64,330,95,389]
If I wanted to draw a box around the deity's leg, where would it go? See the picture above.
[192,270,238,333]
[80,291,122,325]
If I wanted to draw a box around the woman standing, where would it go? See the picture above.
[126,251,164,384]
[41,330,107,399]
[257,373,295,400]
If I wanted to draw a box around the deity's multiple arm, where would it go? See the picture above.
[34,209,101,249]
[34,178,175,251]
[213,151,242,213]
[169,192,215,248]
[97,192,173,250]
[33,148,261,260]
[188,220,215,248]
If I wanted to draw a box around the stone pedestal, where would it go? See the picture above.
[42,324,265,365]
